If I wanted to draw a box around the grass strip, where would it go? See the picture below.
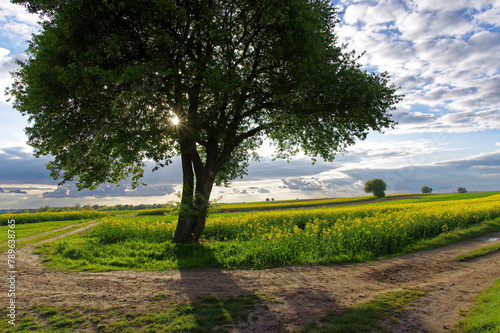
[455,240,500,262]
[0,294,266,332]
[0,219,91,241]
[396,218,500,257]
[0,221,96,253]
[299,288,427,332]
[452,279,500,332]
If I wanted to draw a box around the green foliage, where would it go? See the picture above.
[421,186,433,194]
[364,179,387,198]
[458,187,468,194]
[136,207,177,216]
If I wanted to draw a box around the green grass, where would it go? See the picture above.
[0,294,266,332]
[0,219,90,240]
[299,288,427,332]
[452,279,500,332]
[396,218,500,257]
[35,194,500,271]
[456,239,500,262]
[0,220,96,253]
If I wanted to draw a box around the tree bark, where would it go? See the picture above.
[173,151,215,243]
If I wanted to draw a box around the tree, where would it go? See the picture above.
[9,0,401,243]
[421,186,433,194]
[457,187,467,194]
[364,179,387,198]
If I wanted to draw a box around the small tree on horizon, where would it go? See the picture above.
[364,179,387,198]
[457,187,468,194]
[421,186,433,194]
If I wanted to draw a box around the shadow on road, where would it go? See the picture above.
[173,244,340,332]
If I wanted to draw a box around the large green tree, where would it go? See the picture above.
[9,0,401,243]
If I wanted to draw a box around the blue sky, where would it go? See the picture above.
[1,0,499,209]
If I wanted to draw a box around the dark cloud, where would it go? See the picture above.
[342,150,500,192]
[42,184,175,198]
[392,109,436,126]
[0,147,56,184]
[0,146,182,186]
[0,186,29,194]
[257,187,270,193]
[9,189,27,194]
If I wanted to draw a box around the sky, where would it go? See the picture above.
[0,0,499,209]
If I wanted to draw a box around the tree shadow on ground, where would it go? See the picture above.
[172,244,341,332]
[173,243,287,331]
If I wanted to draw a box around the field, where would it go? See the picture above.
[38,192,500,271]
[1,193,500,332]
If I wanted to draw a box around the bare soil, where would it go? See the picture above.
[2,226,500,332]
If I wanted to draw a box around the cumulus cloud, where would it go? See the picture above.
[257,187,270,193]
[281,178,333,192]
[0,48,22,103]
[336,0,500,133]
[0,1,41,41]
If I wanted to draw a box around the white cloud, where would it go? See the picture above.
[336,0,500,134]
[0,47,19,103]
[0,1,41,27]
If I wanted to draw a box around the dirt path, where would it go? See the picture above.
[1,227,500,332]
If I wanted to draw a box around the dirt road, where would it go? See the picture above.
[2,226,500,332]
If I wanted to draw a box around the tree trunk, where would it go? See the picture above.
[173,152,215,243]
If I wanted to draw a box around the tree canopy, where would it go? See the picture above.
[364,179,387,198]
[421,186,433,194]
[9,0,401,242]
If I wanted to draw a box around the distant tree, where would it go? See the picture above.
[10,0,400,243]
[364,179,387,198]
[421,186,433,194]
[82,204,95,211]
[271,198,275,201]
[265,198,270,202]
[37,205,51,213]
[457,187,468,194]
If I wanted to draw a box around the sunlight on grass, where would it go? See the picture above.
[452,279,500,333]
[0,295,266,332]
[299,288,427,332]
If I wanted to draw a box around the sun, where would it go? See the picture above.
[171,116,180,125]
